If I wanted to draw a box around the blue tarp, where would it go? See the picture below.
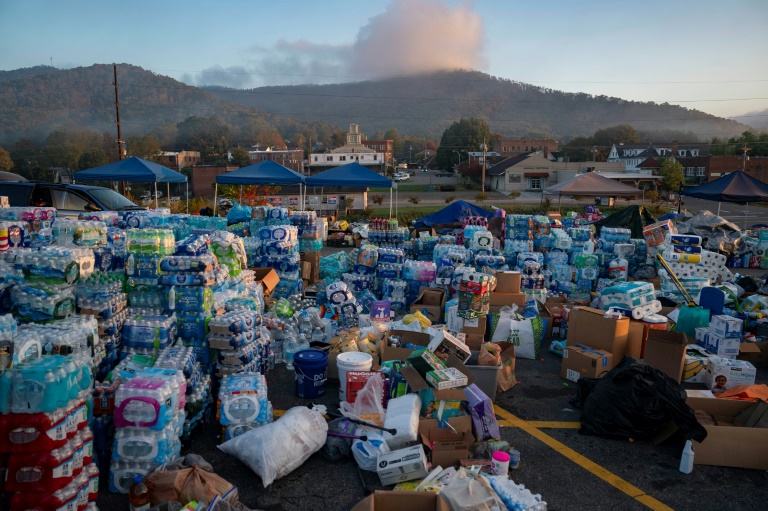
[413,200,494,228]
[305,162,392,188]
[216,160,305,185]
[75,157,187,183]
[682,171,768,203]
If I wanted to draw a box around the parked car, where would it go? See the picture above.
[393,174,410,182]
[0,182,144,219]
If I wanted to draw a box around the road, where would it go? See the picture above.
[681,197,768,228]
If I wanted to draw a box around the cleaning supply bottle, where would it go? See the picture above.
[679,439,694,474]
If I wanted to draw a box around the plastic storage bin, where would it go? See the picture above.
[465,351,502,402]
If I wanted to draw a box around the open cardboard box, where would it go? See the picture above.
[418,415,475,468]
[351,491,449,511]
[489,292,526,309]
[643,329,689,382]
[249,268,280,305]
[494,271,522,293]
[382,330,433,362]
[410,286,447,323]
[539,296,571,340]
[567,306,629,369]
[687,397,768,470]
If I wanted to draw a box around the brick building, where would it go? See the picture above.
[362,140,394,169]
[708,156,768,183]
[497,139,558,158]
[246,148,304,174]
[190,164,238,197]
[158,151,201,170]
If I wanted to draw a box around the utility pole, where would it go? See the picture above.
[113,64,126,195]
[482,138,487,194]
[742,144,750,173]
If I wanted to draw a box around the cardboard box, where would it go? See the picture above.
[299,251,321,284]
[561,345,613,382]
[488,292,526,309]
[567,306,629,369]
[426,367,468,390]
[711,315,743,338]
[687,397,768,470]
[542,296,570,340]
[420,388,465,420]
[410,286,447,323]
[705,356,756,392]
[428,331,471,363]
[626,320,645,359]
[737,342,765,367]
[301,261,312,281]
[381,330,432,362]
[683,344,712,384]
[250,268,280,298]
[376,445,429,486]
[401,359,477,415]
[735,401,768,429]
[644,330,689,382]
[494,271,521,293]
[704,333,740,358]
[418,416,474,468]
[351,491,450,511]
[412,227,437,238]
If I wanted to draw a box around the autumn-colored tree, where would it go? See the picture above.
[126,135,162,160]
[0,147,13,172]
[408,195,421,205]
[371,194,384,206]
[218,184,280,206]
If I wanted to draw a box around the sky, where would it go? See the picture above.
[1,0,767,121]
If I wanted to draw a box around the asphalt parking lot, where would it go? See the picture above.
[96,348,768,511]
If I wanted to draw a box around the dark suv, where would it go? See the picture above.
[0,182,143,219]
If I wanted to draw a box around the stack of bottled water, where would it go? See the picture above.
[109,367,184,493]
[381,278,408,312]
[0,220,29,252]
[486,476,547,511]
[402,260,437,304]
[291,210,324,252]
[0,354,99,508]
[79,210,119,227]
[125,229,175,308]
[325,281,363,327]
[208,310,267,377]
[0,206,56,240]
[18,315,98,363]
[76,271,127,320]
[210,231,247,277]
[155,346,212,440]
[11,283,76,323]
[52,219,108,248]
[121,308,177,360]
[249,205,290,233]
[257,225,300,298]
[217,372,273,441]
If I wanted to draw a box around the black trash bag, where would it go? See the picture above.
[736,275,759,293]
[570,356,707,442]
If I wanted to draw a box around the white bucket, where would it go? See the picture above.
[337,351,373,402]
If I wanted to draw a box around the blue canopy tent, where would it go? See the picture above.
[74,156,187,210]
[413,200,494,228]
[305,162,395,216]
[214,160,306,214]
[682,171,768,228]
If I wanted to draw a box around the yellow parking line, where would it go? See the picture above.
[527,421,581,429]
[493,405,674,511]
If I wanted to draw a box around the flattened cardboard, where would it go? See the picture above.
[737,342,765,368]
[351,491,450,511]
[644,330,688,382]
[566,306,629,369]
[418,415,474,468]
[687,397,768,470]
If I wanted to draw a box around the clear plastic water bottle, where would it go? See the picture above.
[284,332,300,371]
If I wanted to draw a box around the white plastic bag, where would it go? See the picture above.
[340,373,386,425]
[218,406,328,487]
[351,431,390,472]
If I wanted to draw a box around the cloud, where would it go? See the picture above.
[188,0,485,87]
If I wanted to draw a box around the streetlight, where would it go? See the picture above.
[409,145,412,164]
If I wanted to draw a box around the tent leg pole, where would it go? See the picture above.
[745,202,749,230]
[717,202,721,217]
[186,182,189,214]
[214,184,218,216]
[167,183,171,208]
[154,182,158,210]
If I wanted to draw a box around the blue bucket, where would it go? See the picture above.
[294,349,328,399]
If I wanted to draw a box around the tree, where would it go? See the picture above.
[408,195,421,205]
[444,195,456,204]
[230,147,251,168]
[645,189,661,206]
[126,135,161,160]
[370,194,384,206]
[77,149,107,170]
[329,132,347,149]
[592,125,639,146]
[0,147,13,172]
[435,118,493,170]
[218,184,280,206]
[176,116,231,159]
[508,190,521,200]
[41,129,103,170]
[659,158,685,193]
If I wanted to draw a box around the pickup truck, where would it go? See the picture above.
[0,182,144,219]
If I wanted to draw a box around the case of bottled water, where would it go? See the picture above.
[122,310,177,350]
[12,284,76,322]
[114,376,176,430]
[217,372,269,426]
[16,247,94,285]
[125,229,175,255]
